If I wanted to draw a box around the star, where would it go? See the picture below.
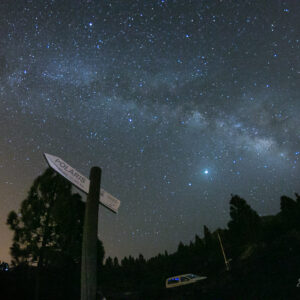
[0,0,298,264]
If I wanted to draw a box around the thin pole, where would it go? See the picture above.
[81,167,101,300]
[217,231,230,271]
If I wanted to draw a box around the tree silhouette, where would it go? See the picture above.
[6,168,104,299]
[113,256,119,268]
[280,194,300,230]
[6,168,86,267]
[6,186,300,299]
[105,257,113,270]
[203,225,213,248]
[228,195,262,244]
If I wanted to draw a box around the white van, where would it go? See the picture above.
[165,273,207,288]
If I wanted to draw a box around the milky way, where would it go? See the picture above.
[0,0,299,262]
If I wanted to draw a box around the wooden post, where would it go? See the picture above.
[217,231,230,271]
[81,167,101,300]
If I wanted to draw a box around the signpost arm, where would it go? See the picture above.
[81,167,101,300]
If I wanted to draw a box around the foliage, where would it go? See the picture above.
[6,189,300,299]
[6,168,105,300]
[6,168,87,266]
[228,194,262,245]
[100,193,300,299]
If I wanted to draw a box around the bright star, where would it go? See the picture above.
[204,169,209,174]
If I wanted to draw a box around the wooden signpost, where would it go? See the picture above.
[44,153,121,300]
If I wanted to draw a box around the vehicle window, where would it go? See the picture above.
[180,276,189,282]
[168,278,179,284]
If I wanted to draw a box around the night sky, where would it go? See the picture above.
[0,0,299,263]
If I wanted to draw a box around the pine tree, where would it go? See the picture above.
[6,168,105,299]
[228,195,261,244]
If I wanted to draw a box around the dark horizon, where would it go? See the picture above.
[3,192,300,299]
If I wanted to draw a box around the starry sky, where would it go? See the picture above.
[0,0,299,263]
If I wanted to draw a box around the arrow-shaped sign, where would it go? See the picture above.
[44,153,121,213]
[100,189,121,214]
[44,153,90,193]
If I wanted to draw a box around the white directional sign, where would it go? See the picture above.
[100,189,121,213]
[44,153,90,193]
[44,153,121,213]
